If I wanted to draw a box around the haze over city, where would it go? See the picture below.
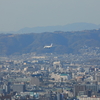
[1,1,100,100]
[0,0,100,32]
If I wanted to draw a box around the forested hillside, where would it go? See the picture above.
[0,29,100,55]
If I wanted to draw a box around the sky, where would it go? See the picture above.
[0,0,100,32]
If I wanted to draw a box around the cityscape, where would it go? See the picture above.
[0,45,100,100]
[0,0,100,100]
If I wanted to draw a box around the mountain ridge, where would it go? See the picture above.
[16,22,100,33]
[1,22,100,34]
[0,29,100,55]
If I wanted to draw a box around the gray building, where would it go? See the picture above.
[13,83,25,93]
[74,84,86,96]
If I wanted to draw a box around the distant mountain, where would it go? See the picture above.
[0,29,100,55]
[16,22,100,33]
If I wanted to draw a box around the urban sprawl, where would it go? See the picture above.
[0,47,100,100]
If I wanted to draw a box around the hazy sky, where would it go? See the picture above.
[0,0,100,32]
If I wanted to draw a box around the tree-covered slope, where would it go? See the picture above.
[0,29,100,55]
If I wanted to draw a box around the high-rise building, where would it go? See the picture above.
[86,84,97,92]
[74,84,86,96]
